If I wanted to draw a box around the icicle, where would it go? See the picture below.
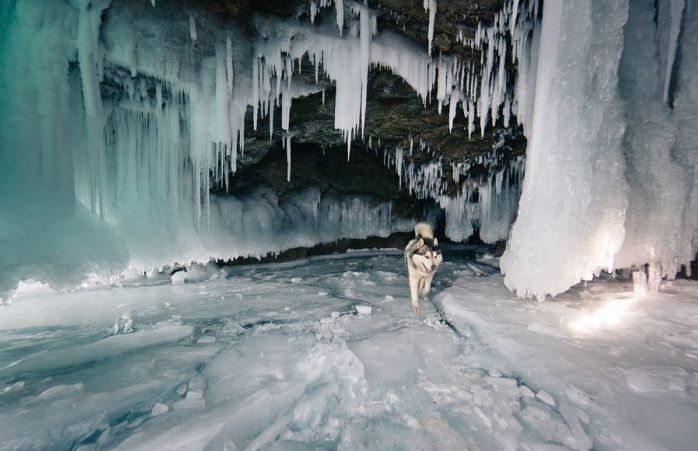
[423,0,437,56]
[310,1,318,24]
[662,0,685,104]
[511,0,520,38]
[189,15,197,42]
[359,5,371,135]
[226,36,234,95]
[448,92,458,132]
[286,134,292,182]
[281,90,291,131]
[252,59,259,131]
[336,0,344,35]
[395,146,404,188]
[269,99,275,142]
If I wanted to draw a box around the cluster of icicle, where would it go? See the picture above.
[440,154,525,244]
[390,129,525,244]
[91,0,538,232]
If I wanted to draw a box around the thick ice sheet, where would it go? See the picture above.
[440,272,698,450]
[1,251,697,450]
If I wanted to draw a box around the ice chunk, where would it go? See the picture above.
[196,335,217,344]
[356,305,372,315]
[535,390,555,406]
[519,385,535,398]
[151,403,169,416]
[186,389,203,400]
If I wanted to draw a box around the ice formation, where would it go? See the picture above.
[0,0,527,294]
[500,0,630,299]
[380,130,525,244]
[501,0,698,299]
[0,0,696,299]
[441,155,524,244]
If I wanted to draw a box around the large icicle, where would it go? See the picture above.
[500,0,630,299]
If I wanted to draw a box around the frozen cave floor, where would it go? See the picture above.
[1,249,697,450]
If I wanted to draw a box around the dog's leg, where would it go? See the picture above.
[418,278,426,297]
[409,278,422,315]
[422,275,434,298]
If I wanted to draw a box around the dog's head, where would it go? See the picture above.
[411,237,443,275]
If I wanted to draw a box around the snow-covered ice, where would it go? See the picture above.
[1,249,697,450]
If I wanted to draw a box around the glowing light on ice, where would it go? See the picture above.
[568,296,636,333]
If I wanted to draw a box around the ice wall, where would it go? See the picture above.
[500,0,698,299]
[125,187,411,269]
[613,0,698,281]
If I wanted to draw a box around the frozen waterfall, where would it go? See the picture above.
[501,0,698,299]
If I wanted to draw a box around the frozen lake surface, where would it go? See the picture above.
[1,249,697,450]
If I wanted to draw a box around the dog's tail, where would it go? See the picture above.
[414,222,434,239]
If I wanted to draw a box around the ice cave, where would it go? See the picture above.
[0,0,697,449]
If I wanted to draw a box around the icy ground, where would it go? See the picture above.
[1,250,697,450]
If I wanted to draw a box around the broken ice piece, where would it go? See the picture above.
[356,305,372,315]
[384,295,394,301]
[536,390,556,406]
[176,383,188,396]
[186,390,203,400]
[196,335,216,344]
[151,402,169,416]
[519,385,535,398]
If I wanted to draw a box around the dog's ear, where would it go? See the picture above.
[416,238,424,248]
[433,237,438,246]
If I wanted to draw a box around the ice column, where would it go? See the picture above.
[500,0,629,299]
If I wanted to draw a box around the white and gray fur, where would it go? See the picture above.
[404,223,443,315]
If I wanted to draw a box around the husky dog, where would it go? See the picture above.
[405,223,443,315]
